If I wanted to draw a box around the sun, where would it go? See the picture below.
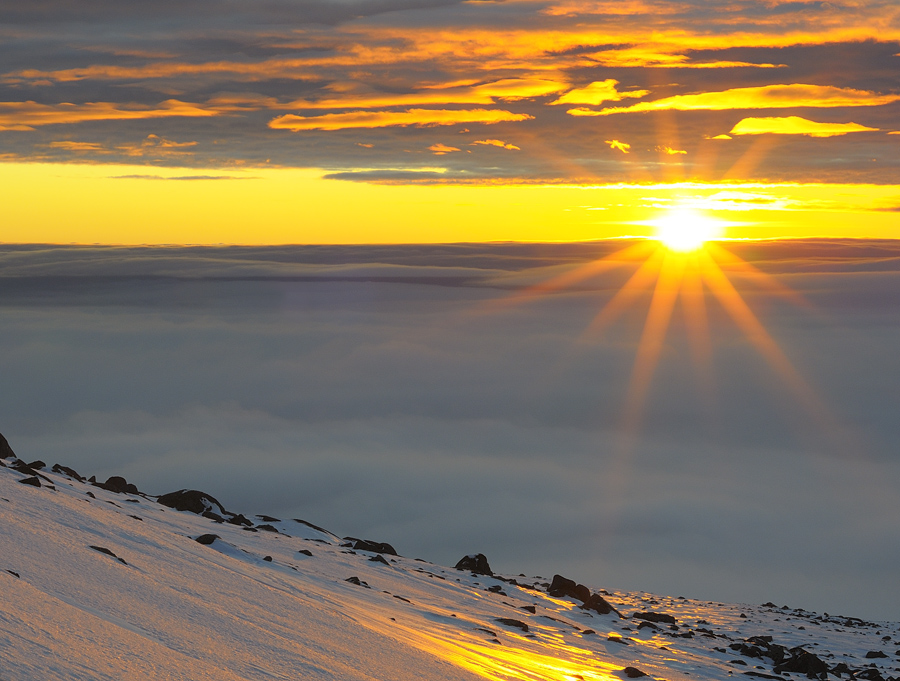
[652,207,724,252]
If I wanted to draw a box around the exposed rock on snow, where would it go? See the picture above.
[89,545,128,565]
[0,432,15,458]
[495,618,529,632]
[51,463,83,481]
[94,476,139,494]
[455,553,493,576]
[195,534,219,545]
[633,611,677,625]
[157,489,227,515]
[344,537,398,555]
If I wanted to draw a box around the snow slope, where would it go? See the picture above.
[1,452,898,681]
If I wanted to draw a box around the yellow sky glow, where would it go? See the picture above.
[3,163,898,245]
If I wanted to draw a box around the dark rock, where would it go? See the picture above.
[257,515,280,522]
[548,574,578,598]
[263,556,273,562]
[855,670,885,681]
[18,476,40,487]
[455,553,493,576]
[297,549,313,557]
[89,475,96,483]
[743,672,784,680]
[766,644,789,665]
[89,545,127,565]
[158,489,227,515]
[633,612,676,625]
[128,515,143,521]
[94,476,139,494]
[369,554,390,565]
[623,667,647,678]
[731,660,748,665]
[0,433,15,458]
[85,491,95,498]
[345,576,370,588]
[747,636,773,645]
[26,460,46,470]
[866,651,889,659]
[520,605,536,614]
[195,534,219,545]
[256,524,278,533]
[487,584,502,593]
[572,583,591,602]
[733,644,764,659]
[495,618,528,632]
[202,511,225,523]
[774,648,828,679]
[582,593,620,616]
[227,513,253,527]
[637,621,659,631]
[740,613,748,618]
[345,537,398,556]
[832,663,853,677]
[581,629,595,635]
[6,570,19,578]
[9,459,41,476]
[52,464,84,481]
[293,518,333,535]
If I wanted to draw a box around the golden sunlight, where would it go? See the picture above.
[652,207,724,252]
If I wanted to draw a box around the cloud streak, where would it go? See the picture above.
[575,84,900,116]
[730,116,879,136]
[269,108,533,131]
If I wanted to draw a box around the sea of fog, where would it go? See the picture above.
[1,240,898,619]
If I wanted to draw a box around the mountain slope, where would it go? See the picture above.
[1,450,898,681]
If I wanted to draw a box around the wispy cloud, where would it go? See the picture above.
[0,100,218,129]
[578,84,900,116]
[471,139,520,150]
[730,116,879,137]
[269,108,533,131]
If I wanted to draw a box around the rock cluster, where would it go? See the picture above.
[455,553,493,576]
[548,574,620,616]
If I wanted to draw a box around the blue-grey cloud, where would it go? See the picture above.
[1,240,899,619]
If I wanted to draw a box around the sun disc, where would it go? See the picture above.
[654,208,723,252]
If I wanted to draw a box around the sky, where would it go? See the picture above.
[1,0,899,622]
[1,0,899,241]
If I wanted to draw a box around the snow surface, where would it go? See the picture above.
[1,457,898,681]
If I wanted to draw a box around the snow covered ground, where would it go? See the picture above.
[2,449,898,681]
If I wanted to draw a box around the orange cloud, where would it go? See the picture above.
[268,109,533,131]
[116,134,199,157]
[47,141,106,151]
[471,139,520,150]
[605,139,631,153]
[729,116,879,137]
[580,84,900,116]
[428,143,461,154]
[0,100,217,128]
[551,79,649,105]
[656,145,687,154]
[283,79,566,110]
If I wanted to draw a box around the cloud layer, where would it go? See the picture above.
[2,241,899,619]
[0,0,897,182]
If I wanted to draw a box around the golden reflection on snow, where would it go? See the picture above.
[404,628,624,681]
